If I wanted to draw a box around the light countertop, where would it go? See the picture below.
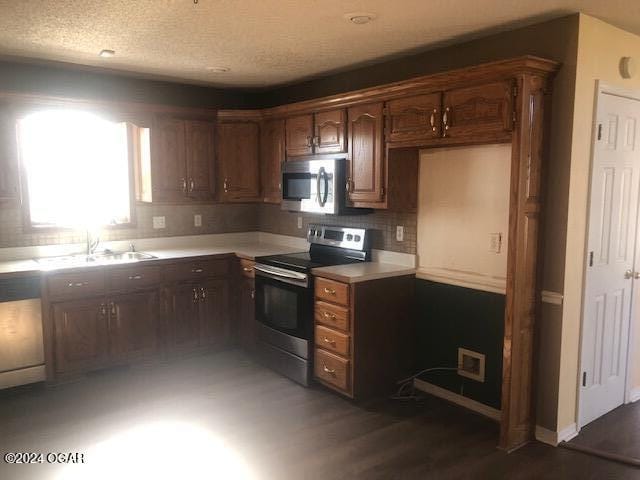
[311,262,416,284]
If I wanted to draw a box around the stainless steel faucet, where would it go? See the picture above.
[86,230,100,256]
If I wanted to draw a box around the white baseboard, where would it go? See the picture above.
[629,387,640,403]
[413,378,501,422]
[535,422,579,446]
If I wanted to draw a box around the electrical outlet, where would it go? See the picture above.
[152,216,166,229]
[297,216,303,229]
[194,214,202,227]
[457,348,486,383]
[489,233,502,254]
[396,225,404,242]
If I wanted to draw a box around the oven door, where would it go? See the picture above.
[281,159,340,214]
[254,265,313,341]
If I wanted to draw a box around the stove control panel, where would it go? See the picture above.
[307,224,369,251]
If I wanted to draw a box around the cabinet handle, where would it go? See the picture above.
[109,301,117,318]
[306,136,312,148]
[322,336,336,346]
[322,311,337,320]
[312,136,319,146]
[223,178,229,193]
[430,108,437,133]
[191,268,204,273]
[242,267,253,272]
[68,282,87,288]
[181,178,187,193]
[323,287,336,295]
[442,107,451,137]
[200,287,206,301]
[250,289,255,300]
[128,275,142,280]
[278,182,282,191]
[192,287,199,303]
[345,179,351,193]
[99,303,107,316]
[189,178,195,192]
[322,364,336,375]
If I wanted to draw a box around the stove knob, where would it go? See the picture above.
[346,234,353,241]
[354,235,361,242]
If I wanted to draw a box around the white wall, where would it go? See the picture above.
[417,144,511,293]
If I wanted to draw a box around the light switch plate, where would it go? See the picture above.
[297,216,303,229]
[489,233,502,253]
[396,225,404,242]
[152,216,166,229]
[194,214,202,227]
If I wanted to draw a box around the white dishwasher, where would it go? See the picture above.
[0,276,45,389]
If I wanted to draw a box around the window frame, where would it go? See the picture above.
[15,104,138,233]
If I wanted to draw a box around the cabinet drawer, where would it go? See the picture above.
[167,258,230,282]
[239,259,255,278]
[315,301,350,332]
[315,325,350,357]
[47,270,105,299]
[315,349,350,392]
[107,265,161,291]
[315,277,349,306]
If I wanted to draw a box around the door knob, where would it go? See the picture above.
[625,269,633,279]
[635,272,640,280]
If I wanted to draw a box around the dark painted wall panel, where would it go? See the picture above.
[415,279,505,409]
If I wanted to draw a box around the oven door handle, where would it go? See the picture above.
[254,264,309,281]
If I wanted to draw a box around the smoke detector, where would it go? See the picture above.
[344,12,376,25]
[99,49,115,58]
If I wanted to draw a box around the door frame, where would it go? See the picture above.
[576,80,640,428]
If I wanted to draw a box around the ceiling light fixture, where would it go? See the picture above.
[206,66,230,73]
[99,49,115,58]
[344,12,376,25]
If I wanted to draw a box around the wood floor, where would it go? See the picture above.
[0,349,638,480]
[568,400,640,461]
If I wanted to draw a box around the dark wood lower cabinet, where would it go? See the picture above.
[199,278,230,347]
[237,276,256,351]
[111,290,159,362]
[167,283,201,352]
[52,297,109,374]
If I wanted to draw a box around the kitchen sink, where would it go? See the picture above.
[35,251,157,268]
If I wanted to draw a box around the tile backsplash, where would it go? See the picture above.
[0,202,416,254]
[0,203,259,248]
[259,204,417,254]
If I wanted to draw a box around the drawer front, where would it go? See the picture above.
[315,325,350,357]
[47,270,105,299]
[239,259,255,279]
[315,277,349,306]
[315,348,350,392]
[107,265,161,291]
[168,258,230,282]
[315,301,350,332]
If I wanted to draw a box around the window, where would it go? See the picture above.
[18,110,133,229]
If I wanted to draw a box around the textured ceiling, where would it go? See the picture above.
[0,0,638,88]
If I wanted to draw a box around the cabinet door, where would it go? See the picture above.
[347,102,385,205]
[386,93,442,144]
[52,298,109,374]
[0,107,18,201]
[185,120,215,200]
[199,278,230,347]
[238,277,256,351]
[442,81,514,142]
[167,283,201,352]
[110,291,159,362]
[285,114,313,157]
[151,117,187,202]
[260,118,285,203]
[314,109,346,154]
[217,122,260,201]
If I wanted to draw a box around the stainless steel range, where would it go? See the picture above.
[254,224,371,385]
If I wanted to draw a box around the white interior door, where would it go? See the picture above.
[580,91,640,427]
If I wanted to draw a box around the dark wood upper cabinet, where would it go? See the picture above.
[285,114,314,157]
[217,122,260,202]
[185,120,216,200]
[52,298,109,374]
[151,116,216,203]
[151,117,187,202]
[260,118,285,203]
[314,109,346,154]
[347,102,385,206]
[442,81,515,142]
[0,107,18,201]
[386,93,442,144]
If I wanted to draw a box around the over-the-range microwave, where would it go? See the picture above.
[281,155,370,215]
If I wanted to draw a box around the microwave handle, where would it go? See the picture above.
[317,167,328,207]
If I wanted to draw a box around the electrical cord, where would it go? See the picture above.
[391,366,459,401]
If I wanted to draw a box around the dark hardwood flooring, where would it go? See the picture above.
[568,400,640,461]
[0,349,638,480]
